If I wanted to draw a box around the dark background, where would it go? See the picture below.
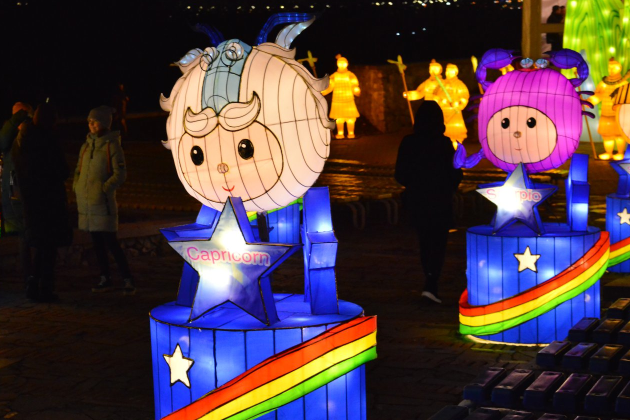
[0,0,521,118]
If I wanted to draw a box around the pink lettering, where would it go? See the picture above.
[211,250,221,263]
[233,252,241,262]
[242,253,252,263]
[187,247,199,260]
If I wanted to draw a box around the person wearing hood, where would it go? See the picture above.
[395,100,463,304]
[73,105,135,295]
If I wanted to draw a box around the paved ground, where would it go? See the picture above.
[0,118,627,419]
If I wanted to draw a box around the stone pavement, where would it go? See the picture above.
[0,121,628,419]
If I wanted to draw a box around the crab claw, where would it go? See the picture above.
[546,49,589,88]
[454,144,485,169]
[476,49,519,92]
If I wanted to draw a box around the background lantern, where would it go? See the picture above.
[436,63,469,149]
[321,54,361,139]
[404,59,442,102]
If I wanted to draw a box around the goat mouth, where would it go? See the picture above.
[222,185,235,192]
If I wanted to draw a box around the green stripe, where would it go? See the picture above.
[226,347,377,420]
[609,248,630,267]
[461,263,607,336]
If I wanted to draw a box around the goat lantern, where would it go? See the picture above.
[456,49,609,345]
[151,14,376,420]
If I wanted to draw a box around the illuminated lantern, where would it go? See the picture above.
[404,59,442,101]
[436,63,469,148]
[154,14,376,420]
[321,54,361,139]
[456,49,608,345]
[588,58,628,160]
[160,15,335,213]
[606,147,630,272]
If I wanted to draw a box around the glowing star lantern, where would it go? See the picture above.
[436,64,469,148]
[166,197,299,325]
[405,59,442,101]
[588,58,629,160]
[459,49,592,174]
[160,14,335,212]
[477,163,556,234]
[321,54,361,139]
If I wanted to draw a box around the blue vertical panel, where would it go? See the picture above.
[258,412,277,420]
[155,322,173,419]
[150,319,162,420]
[176,262,200,307]
[553,236,572,326]
[608,196,630,272]
[475,234,489,306]
[277,398,304,420]
[467,231,475,303]
[327,374,347,420]
[537,236,557,343]
[346,367,362,420]
[501,236,520,343]
[246,330,275,369]
[268,203,301,244]
[171,327,192,413]
[570,235,585,335]
[215,330,246,387]
[517,237,538,343]
[487,235,503,306]
[360,365,366,420]
[189,328,216,401]
[304,325,327,415]
[276,328,305,420]
[309,268,338,314]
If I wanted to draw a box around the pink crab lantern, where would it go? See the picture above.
[473,49,593,174]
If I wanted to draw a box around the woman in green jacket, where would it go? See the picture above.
[73,106,134,295]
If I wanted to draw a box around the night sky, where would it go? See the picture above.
[0,0,521,117]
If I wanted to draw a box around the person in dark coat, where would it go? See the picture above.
[12,103,72,302]
[546,5,564,51]
[395,100,463,303]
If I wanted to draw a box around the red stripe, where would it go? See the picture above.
[165,316,377,420]
[460,232,609,317]
[611,235,630,253]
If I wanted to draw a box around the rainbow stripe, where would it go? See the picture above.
[164,316,377,420]
[609,236,630,267]
[460,232,609,336]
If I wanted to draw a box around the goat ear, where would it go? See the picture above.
[257,13,317,48]
[191,24,225,47]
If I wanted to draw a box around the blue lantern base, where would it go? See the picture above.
[606,194,630,273]
[150,294,366,420]
[466,223,601,344]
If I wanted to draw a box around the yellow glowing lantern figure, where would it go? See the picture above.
[588,57,629,160]
[321,54,361,139]
[613,84,630,145]
[404,59,443,101]
[436,63,469,148]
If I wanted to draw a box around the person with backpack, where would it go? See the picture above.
[73,105,135,295]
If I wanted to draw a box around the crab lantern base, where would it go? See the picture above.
[462,223,603,345]
[150,293,367,420]
[606,194,630,273]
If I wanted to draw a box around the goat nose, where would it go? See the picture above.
[217,163,229,174]
[513,131,522,139]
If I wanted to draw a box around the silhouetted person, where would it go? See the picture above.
[546,5,564,51]
[12,103,72,302]
[395,101,463,304]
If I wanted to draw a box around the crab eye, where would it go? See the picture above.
[238,139,254,160]
[501,118,510,129]
[527,117,537,128]
[225,42,244,61]
[191,146,204,166]
[200,47,218,71]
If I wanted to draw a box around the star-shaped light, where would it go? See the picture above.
[514,246,541,272]
[477,163,556,234]
[163,344,194,388]
[619,208,630,225]
[167,197,299,325]
[610,147,630,196]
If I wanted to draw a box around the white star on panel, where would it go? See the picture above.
[514,246,541,273]
[618,208,630,225]
[163,344,194,388]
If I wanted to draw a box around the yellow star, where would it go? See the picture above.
[618,208,630,225]
[514,246,541,272]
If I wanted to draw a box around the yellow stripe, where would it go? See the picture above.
[610,243,630,259]
[200,332,377,420]
[459,249,608,327]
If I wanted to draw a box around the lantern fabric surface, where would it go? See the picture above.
[160,24,334,212]
[606,195,630,272]
[613,83,630,144]
[405,59,442,102]
[437,64,469,146]
[321,54,361,139]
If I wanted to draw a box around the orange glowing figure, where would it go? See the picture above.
[322,54,361,139]
[436,64,469,148]
[404,59,443,102]
[588,57,629,160]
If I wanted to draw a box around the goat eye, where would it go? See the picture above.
[501,118,510,129]
[191,146,204,166]
[238,139,254,160]
[527,117,537,128]
[225,42,244,61]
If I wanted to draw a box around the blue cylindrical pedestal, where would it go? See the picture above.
[150,294,366,420]
[466,223,601,344]
[607,194,630,273]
